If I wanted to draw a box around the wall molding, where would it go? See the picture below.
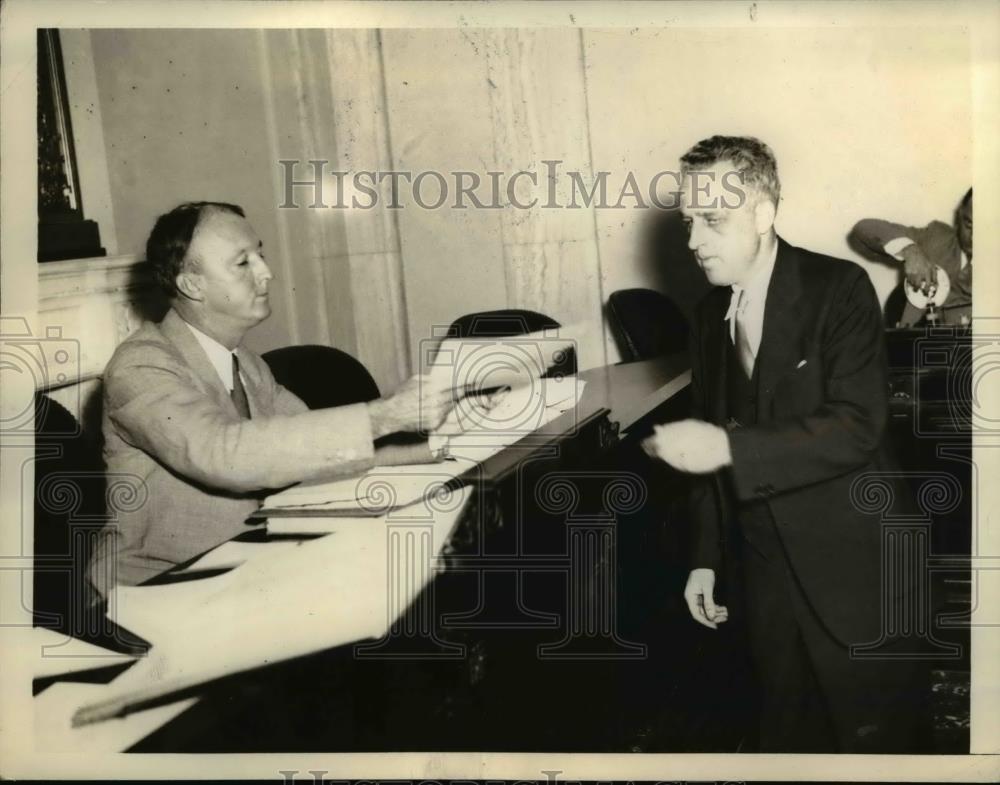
[38,254,163,390]
[39,254,143,300]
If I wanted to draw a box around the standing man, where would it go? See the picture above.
[851,188,972,326]
[89,201,454,594]
[643,137,921,752]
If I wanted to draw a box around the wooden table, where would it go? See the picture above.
[42,355,722,753]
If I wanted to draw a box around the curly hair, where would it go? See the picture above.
[680,135,781,208]
[145,201,245,296]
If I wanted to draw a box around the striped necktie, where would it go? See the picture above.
[231,353,251,419]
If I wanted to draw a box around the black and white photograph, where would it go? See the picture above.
[1,0,998,781]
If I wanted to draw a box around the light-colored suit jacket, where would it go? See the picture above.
[89,308,376,593]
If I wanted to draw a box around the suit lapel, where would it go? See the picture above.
[755,238,804,421]
[159,309,240,417]
[701,288,730,425]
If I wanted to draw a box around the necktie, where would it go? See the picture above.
[231,353,251,419]
[734,289,756,378]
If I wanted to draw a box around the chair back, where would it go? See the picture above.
[33,394,105,632]
[448,309,577,377]
[262,345,380,410]
[883,285,909,327]
[607,288,689,362]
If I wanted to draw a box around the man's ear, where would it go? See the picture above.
[753,197,777,235]
[175,269,203,301]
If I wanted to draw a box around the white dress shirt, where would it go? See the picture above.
[724,241,779,360]
[184,320,243,392]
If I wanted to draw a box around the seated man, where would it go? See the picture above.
[850,188,972,326]
[88,201,454,594]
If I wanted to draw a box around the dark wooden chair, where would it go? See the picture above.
[262,345,380,410]
[33,394,120,643]
[607,288,689,362]
[448,309,577,378]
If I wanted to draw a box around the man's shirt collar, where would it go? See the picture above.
[183,320,238,392]
[724,240,779,324]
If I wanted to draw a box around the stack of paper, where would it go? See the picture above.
[261,455,476,514]
[260,377,585,516]
[441,377,586,462]
[423,323,581,397]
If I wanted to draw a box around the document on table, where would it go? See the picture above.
[423,322,582,397]
[66,362,584,732]
[260,376,585,515]
[260,455,477,514]
[83,486,474,729]
[30,626,136,679]
[440,376,586,462]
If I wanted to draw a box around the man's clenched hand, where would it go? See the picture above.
[641,419,732,474]
[900,244,937,296]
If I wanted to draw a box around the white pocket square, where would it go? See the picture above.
[796,359,808,369]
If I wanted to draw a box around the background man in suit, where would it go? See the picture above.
[642,136,922,752]
[89,201,454,594]
[850,188,973,326]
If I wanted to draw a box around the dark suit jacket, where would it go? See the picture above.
[688,238,905,646]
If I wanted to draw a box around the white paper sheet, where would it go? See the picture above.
[424,323,581,396]
[442,378,587,462]
[263,377,584,515]
[265,516,375,535]
[178,536,302,572]
[262,456,476,511]
[30,627,136,679]
[89,487,473,727]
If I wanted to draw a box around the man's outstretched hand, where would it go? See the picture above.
[641,419,732,474]
[367,374,456,438]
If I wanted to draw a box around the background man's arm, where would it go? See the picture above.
[850,217,920,258]
[851,218,940,291]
